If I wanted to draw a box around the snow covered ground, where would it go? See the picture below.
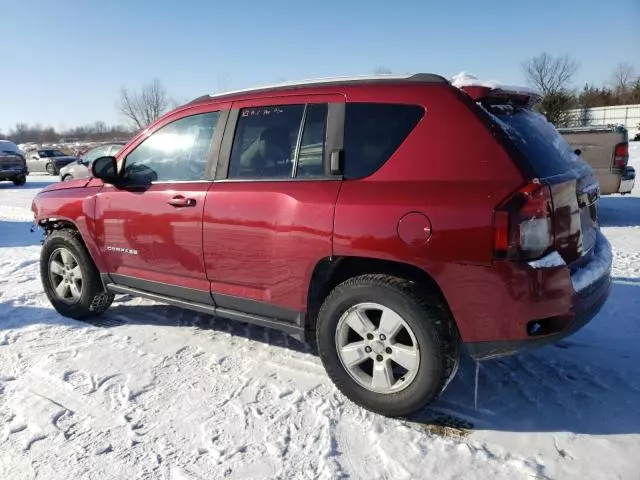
[1,146,639,480]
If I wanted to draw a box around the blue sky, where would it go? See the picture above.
[1,0,639,132]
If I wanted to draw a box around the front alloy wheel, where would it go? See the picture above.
[48,247,83,304]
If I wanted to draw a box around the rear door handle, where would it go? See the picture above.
[167,196,196,207]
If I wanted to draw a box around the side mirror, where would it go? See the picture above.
[574,148,582,156]
[90,156,118,183]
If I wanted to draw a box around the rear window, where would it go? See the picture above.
[344,103,424,179]
[484,104,589,178]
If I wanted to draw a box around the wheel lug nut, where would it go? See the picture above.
[364,346,372,353]
[366,333,373,340]
[376,355,383,362]
[379,334,386,341]
[385,347,392,354]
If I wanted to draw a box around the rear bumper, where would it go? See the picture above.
[465,231,612,360]
[619,166,635,194]
[0,166,28,178]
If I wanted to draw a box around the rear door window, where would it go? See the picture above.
[484,105,590,178]
[343,103,424,179]
[229,105,304,179]
[296,103,328,178]
[228,103,329,179]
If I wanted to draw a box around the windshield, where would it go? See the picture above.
[483,104,591,178]
[38,150,67,157]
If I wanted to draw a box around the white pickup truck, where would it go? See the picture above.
[559,125,635,195]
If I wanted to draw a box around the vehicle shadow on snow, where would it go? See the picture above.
[0,220,41,247]
[417,279,640,436]
[598,196,640,227]
[2,281,638,436]
[100,298,314,355]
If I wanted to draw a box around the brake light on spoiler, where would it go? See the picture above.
[460,85,542,108]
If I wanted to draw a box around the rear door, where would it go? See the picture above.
[203,95,344,318]
[94,105,229,303]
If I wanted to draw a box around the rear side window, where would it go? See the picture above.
[485,105,589,178]
[344,103,424,179]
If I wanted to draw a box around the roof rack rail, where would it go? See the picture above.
[187,73,447,105]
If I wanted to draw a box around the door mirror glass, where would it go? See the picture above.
[91,156,118,182]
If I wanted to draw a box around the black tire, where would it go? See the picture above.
[46,163,56,175]
[316,274,456,417]
[62,175,73,182]
[40,229,114,319]
[12,175,26,186]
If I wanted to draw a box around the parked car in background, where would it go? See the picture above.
[32,74,612,417]
[60,142,126,182]
[559,125,632,195]
[0,140,28,185]
[28,149,77,175]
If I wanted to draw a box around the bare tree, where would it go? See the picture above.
[116,79,170,130]
[94,121,107,135]
[612,62,634,89]
[522,53,578,95]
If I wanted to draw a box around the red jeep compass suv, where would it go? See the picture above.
[32,74,612,416]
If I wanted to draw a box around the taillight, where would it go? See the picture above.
[613,142,628,169]
[493,182,554,260]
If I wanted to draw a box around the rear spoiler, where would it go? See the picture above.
[459,85,542,108]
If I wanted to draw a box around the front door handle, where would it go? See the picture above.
[167,196,196,207]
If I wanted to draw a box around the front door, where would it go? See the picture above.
[28,153,45,172]
[94,108,225,303]
[203,97,344,318]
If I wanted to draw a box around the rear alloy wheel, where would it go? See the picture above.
[46,163,56,175]
[62,175,73,182]
[12,175,26,186]
[316,274,456,417]
[335,303,420,394]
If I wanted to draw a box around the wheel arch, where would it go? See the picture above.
[306,256,454,331]
[38,216,107,273]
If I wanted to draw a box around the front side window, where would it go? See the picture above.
[123,111,219,183]
[344,103,424,179]
[39,150,66,158]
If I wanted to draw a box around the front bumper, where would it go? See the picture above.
[465,231,612,360]
[619,166,635,194]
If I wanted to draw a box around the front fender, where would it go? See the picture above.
[33,186,107,272]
